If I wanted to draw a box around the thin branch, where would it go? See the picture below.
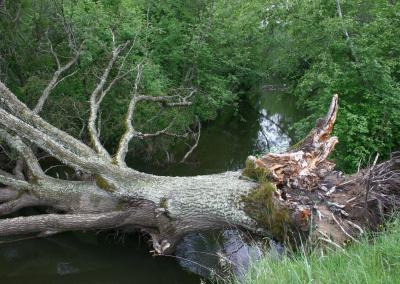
[0,169,30,189]
[88,31,130,159]
[114,86,197,166]
[331,213,360,244]
[0,80,97,160]
[34,38,84,114]
[180,118,201,163]
[365,153,379,211]
[0,129,44,177]
[0,108,110,176]
[136,89,196,107]
[114,63,144,167]
[335,0,358,62]
[10,35,82,182]
[141,118,188,139]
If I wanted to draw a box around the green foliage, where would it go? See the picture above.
[241,217,400,284]
[0,0,267,160]
[1,0,398,170]
[259,0,400,172]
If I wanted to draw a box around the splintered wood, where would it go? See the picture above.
[249,95,339,190]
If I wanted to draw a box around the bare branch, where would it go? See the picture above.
[114,63,144,167]
[335,0,358,62]
[141,118,187,138]
[0,194,42,216]
[0,108,111,176]
[88,31,130,159]
[0,129,44,177]
[97,45,136,106]
[136,89,196,107]
[34,39,84,114]
[0,80,97,159]
[0,169,30,189]
[0,211,130,237]
[180,118,201,163]
[12,34,81,184]
[115,85,197,166]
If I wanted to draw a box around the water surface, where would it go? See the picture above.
[0,88,301,283]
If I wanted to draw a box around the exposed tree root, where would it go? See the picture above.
[243,95,400,246]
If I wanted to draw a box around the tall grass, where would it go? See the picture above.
[241,218,400,284]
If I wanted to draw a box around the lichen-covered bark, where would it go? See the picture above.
[1,80,399,255]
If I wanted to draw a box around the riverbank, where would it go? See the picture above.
[240,217,400,284]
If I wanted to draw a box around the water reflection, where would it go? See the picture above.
[0,88,301,283]
[173,90,301,279]
[257,110,291,154]
[127,90,300,176]
[176,230,263,280]
[0,232,200,284]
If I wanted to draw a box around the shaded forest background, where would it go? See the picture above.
[1,0,399,172]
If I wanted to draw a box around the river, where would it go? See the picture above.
[0,88,301,283]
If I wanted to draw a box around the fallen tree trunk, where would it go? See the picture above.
[0,81,399,254]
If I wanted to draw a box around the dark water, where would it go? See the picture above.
[127,89,301,176]
[0,89,300,284]
[0,232,199,284]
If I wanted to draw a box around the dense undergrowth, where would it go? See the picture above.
[240,217,400,284]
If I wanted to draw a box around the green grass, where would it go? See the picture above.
[241,219,400,284]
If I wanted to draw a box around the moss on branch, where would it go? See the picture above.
[95,175,116,192]
[241,156,291,241]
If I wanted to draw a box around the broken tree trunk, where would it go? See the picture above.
[0,81,399,254]
[243,94,400,246]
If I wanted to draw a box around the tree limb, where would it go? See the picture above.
[0,81,97,159]
[0,194,43,215]
[0,129,44,177]
[0,108,110,175]
[136,88,196,107]
[335,0,358,62]
[0,211,130,236]
[0,169,30,189]
[88,32,130,159]
[114,63,144,166]
[180,118,201,163]
[34,37,83,114]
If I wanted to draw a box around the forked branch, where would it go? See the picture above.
[0,129,44,177]
[88,31,130,159]
[34,36,84,114]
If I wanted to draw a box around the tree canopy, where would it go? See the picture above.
[1,0,399,172]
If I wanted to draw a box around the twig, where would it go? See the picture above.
[365,153,379,211]
[331,213,360,244]
[180,118,201,163]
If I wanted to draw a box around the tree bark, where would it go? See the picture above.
[0,80,399,255]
